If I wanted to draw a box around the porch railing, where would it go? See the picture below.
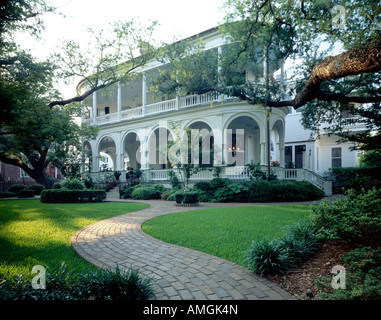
[84,92,237,125]
[85,166,332,196]
[146,166,332,196]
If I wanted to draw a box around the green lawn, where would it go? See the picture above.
[142,205,313,267]
[0,200,149,278]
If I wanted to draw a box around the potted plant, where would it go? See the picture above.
[114,170,121,183]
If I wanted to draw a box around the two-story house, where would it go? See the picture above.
[80,26,335,195]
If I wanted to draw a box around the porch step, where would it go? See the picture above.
[106,188,120,200]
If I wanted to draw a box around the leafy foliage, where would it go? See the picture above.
[60,178,85,190]
[130,186,161,200]
[189,179,324,203]
[324,166,381,193]
[0,263,154,301]
[175,191,199,204]
[247,220,320,275]
[311,188,381,242]
[317,247,381,300]
[40,189,106,203]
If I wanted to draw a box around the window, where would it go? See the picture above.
[20,168,29,177]
[49,163,56,175]
[295,145,305,169]
[332,147,342,167]
[285,146,293,168]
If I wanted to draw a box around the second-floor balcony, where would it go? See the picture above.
[82,91,237,126]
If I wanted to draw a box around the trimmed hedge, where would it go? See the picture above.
[40,189,106,203]
[175,191,199,204]
[0,191,17,198]
[130,187,161,200]
[7,184,26,193]
[269,180,325,202]
[18,190,35,198]
[324,166,381,193]
[27,184,44,195]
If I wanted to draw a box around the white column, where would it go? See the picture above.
[92,155,98,172]
[142,73,147,117]
[92,91,97,125]
[260,142,266,165]
[117,82,122,122]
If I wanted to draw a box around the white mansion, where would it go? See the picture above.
[79,27,366,196]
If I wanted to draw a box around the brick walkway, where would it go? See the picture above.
[71,192,317,300]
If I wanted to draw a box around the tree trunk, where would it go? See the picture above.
[0,150,51,189]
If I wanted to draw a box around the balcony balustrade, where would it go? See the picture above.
[83,92,236,125]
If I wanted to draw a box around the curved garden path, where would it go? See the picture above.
[70,195,317,300]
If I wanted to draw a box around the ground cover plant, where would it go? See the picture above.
[0,200,149,279]
[142,205,312,267]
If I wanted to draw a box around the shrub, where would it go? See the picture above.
[18,190,35,198]
[60,178,85,190]
[40,189,106,203]
[0,191,17,198]
[213,182,249,202]
[153,184,166,193]
[120,186,134,199]
[324,166,381,193]
[311,188,381,242]
[166,188,182,201]
[247,239,292,275]
[175,191,199,204]
[27,184,44,195]
[247,220,319,275]
[0,263,154,301]
[52,182,62,189]
[247,161,267,181]
[249,180,272,202]
[7,184,26,193]
[317,247,381,300]
[78,265,154,301]
[281,220,320,264]
[131,187,161,200]
[83,177,93,189]
[194,181,212,192]
[161,191,172,200]
[210,178,230,191]
[191,188,214,203]
[270,181,324,202]
[167,170,180,188]
[213,166,222,178]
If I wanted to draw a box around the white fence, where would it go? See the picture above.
[147,166,332,196]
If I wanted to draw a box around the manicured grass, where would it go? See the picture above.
[0,200,149,278]
[142,205,312,267]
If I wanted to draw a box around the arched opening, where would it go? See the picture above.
[148,127,174,170]
[186,121,214,167]
[123,132,141,171]
[98,136,116,172]
[226,116,260,166]
[271,119,284,167]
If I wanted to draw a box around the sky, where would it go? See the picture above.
[17,0,226,98]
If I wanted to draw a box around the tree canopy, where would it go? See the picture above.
[0,0,159,187]
[153,0,380,151]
